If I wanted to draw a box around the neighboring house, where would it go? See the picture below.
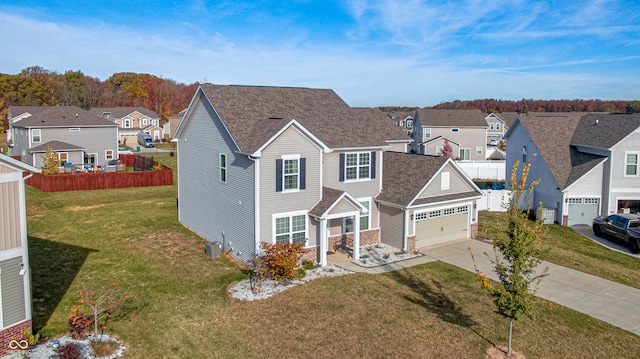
[504,112,640,226]
[164,109,186,141]
[411,109,489,160]
[0,154,39,356]
[386,110,416,136]
[173,84,482,266]
[7,106,119,169]
[484,112,515,143]
[91,107,161,147]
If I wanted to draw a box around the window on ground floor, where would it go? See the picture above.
[275,213,307,246]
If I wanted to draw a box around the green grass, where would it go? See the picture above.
[25,156,640,358]
[479,211,640,289]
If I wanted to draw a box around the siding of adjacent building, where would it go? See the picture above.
[379,205,404,248]
[1,257,27,327]
[416,163,472,199]
[177,94,256,263]
[28,127,118,167]
[0,178,21,251]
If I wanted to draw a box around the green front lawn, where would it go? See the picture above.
[24,156,640,358]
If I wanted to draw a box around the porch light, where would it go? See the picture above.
[19,263,26,276]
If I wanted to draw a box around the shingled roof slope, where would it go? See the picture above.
[10,106,116,127]
[376,152,448,207]
[516,112,604,189]
[199,84,399,153]
[89,107,160,119]
[416,109,488,127]
[29,140,85,152]
[351,108,412,144]
[571,113,640,149]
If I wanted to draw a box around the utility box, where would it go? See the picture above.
[537,207,556,224]
[205,241,222,259]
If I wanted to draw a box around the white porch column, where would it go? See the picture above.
[319,218,328,266]
[353,213,360,260]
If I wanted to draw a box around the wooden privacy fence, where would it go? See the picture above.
[26,157,173,192]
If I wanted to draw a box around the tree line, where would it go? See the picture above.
[433,98,637,114]
[0,66,198,131]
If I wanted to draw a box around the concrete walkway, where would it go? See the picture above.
[338,238,640,336]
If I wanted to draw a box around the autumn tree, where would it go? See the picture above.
[442,139,454,158]
[627,100,640,114]
[41,147,59,175]
[472,160,548,356]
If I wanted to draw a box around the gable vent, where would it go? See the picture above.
[268,117,283,120]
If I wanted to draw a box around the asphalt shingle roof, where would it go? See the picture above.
[9,106,117,128]
[29,140,85,153]
[571,113,640,149]
[514,112,605,189]
[89,107,160,119]
[376,152,449,207]
[309,187,347,217]
[199,84,410,153]
[416,109,488,127]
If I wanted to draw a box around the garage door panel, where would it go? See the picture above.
[415,212,468,248]
[568,199,599,226]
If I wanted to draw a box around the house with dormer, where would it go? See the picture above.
[504,112,640,226]
[173,85,482,265]
[411,109,489,160]
[90,107,161,147]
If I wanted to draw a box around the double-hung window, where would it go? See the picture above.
[625,152,639,176]
[275,213,306,246]
[340,152,376,181]
[344,199,371,233]
[32,129,41,143]
[459,148,470,161]
[220,153,227,183]
[276,155,305,192]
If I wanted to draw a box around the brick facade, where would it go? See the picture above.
[301,246,318,264]
[406,236,416,253]
[0,320,32,357]
[470,222,479,239]
[328,229,380,254]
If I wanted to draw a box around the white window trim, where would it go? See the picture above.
[441,171,450,190]
[220,153,227,183]
[424,128,431,139]
[435,146,443,156]
[55,152,69,163]
[476,146,483,155]
[459,148,470,161]
[105,150,114,161]
[451,128,459,132]
[344,197,372,233]
[32,129,41,143]
[281,154,301,192]
[344,152,372,182]
[624,151,639,177]
[272,210,308,247]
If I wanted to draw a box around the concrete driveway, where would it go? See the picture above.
[571,224,640,257]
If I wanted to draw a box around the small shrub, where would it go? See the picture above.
[295,267,306,279]
[68,306,93,339]
[55,341,83,359]
[260,242,305,281]
[90,339,120,357]
[302,260,315,270]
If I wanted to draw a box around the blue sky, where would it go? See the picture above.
[1,0,639,107]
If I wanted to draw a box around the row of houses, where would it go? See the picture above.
[5,105,182,169]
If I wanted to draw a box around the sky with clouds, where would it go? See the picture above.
[1,0,639,107]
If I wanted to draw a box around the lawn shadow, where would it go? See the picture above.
[387,268,496,348]
[28,236,97,332]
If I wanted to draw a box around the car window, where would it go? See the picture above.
[611,216,626,228]
[629,221,640,229]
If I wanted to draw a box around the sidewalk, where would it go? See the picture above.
[337,238,640,336]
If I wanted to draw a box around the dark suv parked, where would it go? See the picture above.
[592,213,640,254]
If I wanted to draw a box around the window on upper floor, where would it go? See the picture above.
[424,128,431,139]
[124,119,131,128]
[406,119,414,128]
[625,152,639,176]
[142,118,148,125]
[523,145,528,163]
[276,155,306,192]
[220,153,227,183]
[496,123,501,130]
[476,146,483,155]
[32,129,41,143]
[451,128,459,133]
[490,123,495,130]
[275,213,307,246]
[340,152,376,181]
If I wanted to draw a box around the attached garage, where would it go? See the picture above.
[567,198,599,226]
[414,206,469,248]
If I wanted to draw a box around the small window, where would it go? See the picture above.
[56,152,68,164]
[625,152,639,176]
[406,119,414,128]
[424,128,431,139]
[476,146,483,155]
[344,199,371,233]
[459,148,470,161]
[142,118,148,125]
[436,146,443,156]
[32,129,41,143]
[490,123,495,130]
[523,145,528,163]
[284,158,299,190]
[496,123,501,130]
[451,128,459,132]
[220,154,227,183]
[105,150,114,161]
[124,119,131,128]
[69,128,80,131]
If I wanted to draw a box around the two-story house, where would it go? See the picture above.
[411,109,489,160]
[504,112,640,226]
[7,106,119,169]
[485,112,516,143]
[0,154,39,356]
[90,107,162,147]
[386,110,416,136]
[173,85,482,266]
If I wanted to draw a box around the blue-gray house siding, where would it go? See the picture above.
[177,93,256,263]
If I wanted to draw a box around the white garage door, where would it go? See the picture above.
[415,206,469,248]
[567,198,599,226]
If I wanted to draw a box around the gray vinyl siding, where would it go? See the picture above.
[260,127,322,247]
[0,179,21,251]
[609,132,640,213]
[331,198,359,214]
[177,94,256,263]
[379,204,404,248]
[1,256,27,328]
[417,164,472,199]
[323,151,381,198]
[9,128,29,160]
[32,126,118,167]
